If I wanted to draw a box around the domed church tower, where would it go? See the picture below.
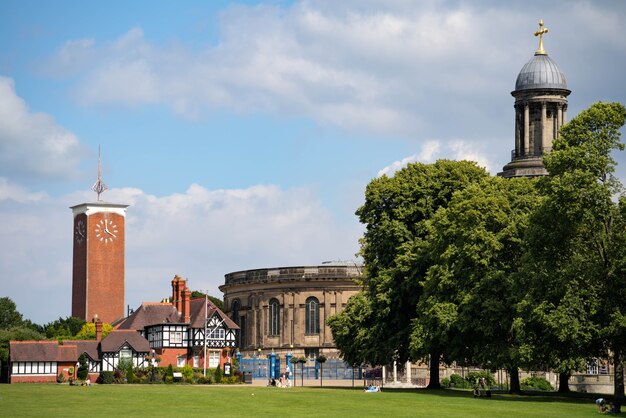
[499,20,570,178]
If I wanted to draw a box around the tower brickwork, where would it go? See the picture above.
[71,202,128,324]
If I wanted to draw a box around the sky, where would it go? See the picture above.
[1,0,625,325]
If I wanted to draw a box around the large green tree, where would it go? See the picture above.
[330,160,488,386]
[521,102,626,405]
[0,297,24,329]
[42,316,86,339]
[411,176,541,393]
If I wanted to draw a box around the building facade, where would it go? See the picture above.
[117,276,239,370]
[9,276,239,383]
[219,262,362,359]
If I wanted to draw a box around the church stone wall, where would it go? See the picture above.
[219,264,362,359]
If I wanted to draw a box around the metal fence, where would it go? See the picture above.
[238,356,360,381]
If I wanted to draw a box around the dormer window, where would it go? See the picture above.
[120,348,132,359]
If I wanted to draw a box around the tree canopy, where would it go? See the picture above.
[330,160,489,384]
[411,176,541,392]
[330,101,626,398]
[521,102,626,403]
[0,297,24,329]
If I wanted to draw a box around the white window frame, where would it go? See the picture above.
[171,331,183,344]
[177,356,186,367]
[208,351,220,368]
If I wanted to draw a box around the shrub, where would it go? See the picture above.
[166,364,174,378]
[56,371,65,383]
[181,365,194,381]
[113,370,125,384]
[165,376,174,384]
[214,365,223,383]
[441,378,450,388]
[117,357,133,374]
[77,353,89,380]
[98,371,115,384]
[449,374,469,388]
[126,367,136,384]
[466,371,495,387]
[196,376,210,384]
[521,376,553,391]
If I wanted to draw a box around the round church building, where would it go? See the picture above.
[219,262,362,359]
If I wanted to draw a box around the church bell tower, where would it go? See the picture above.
[71,150,128,324]
[499,20,571,178]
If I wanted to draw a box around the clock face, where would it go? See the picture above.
[74,219,86,244]
[94,219,118,244]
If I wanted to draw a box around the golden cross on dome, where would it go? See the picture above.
[534,19,549,55]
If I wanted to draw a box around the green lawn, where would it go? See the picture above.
[0,384,600,417]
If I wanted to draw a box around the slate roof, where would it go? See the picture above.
[63,340,101,361]
[189,298,239,330]
[118,299,238,331]
[116,302,181,330]
[10,341,77,362]
[100,330,151,353]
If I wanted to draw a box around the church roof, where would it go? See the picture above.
[515,52,568,92]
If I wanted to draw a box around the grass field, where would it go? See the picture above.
[0,384,600,417]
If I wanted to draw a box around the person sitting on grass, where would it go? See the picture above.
[596,398,608,413]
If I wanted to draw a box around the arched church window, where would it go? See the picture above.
[269,298,280,336]
[232,299,240,325]
[305,297,319,335]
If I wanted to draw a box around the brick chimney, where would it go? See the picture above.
[171,275,183,313]
[182,286,191,323]
[94,316,103,341]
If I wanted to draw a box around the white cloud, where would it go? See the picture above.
[0,76,86,182]
[40,2,626,145]
[0,183,362,324]
[32,4,516,136]
[0,177,47,202]
[378,139,491,177]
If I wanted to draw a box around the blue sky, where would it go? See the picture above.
[1,0,625,324]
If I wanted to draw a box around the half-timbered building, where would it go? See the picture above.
[116,275,238,369]
[8,327,150,383]
[8,276,238,383]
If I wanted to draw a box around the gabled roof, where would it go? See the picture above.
[189,298,239,330]
[63,340,100,361]
[10,341,77,362]
[116,302,181,330]
[100,330,150,353]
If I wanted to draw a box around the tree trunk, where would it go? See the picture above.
[614,347,624,413]
[557,371,570,393]
[508,367,521,394]
[426,351,441,389]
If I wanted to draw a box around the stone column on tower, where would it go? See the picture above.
[499,20,571,178]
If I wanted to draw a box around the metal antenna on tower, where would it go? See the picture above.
[91,145,108,201]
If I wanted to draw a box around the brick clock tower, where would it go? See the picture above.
[71,152,128,324]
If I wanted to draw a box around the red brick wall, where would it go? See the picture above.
[155,348,188,368]
[10,374,58,383]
